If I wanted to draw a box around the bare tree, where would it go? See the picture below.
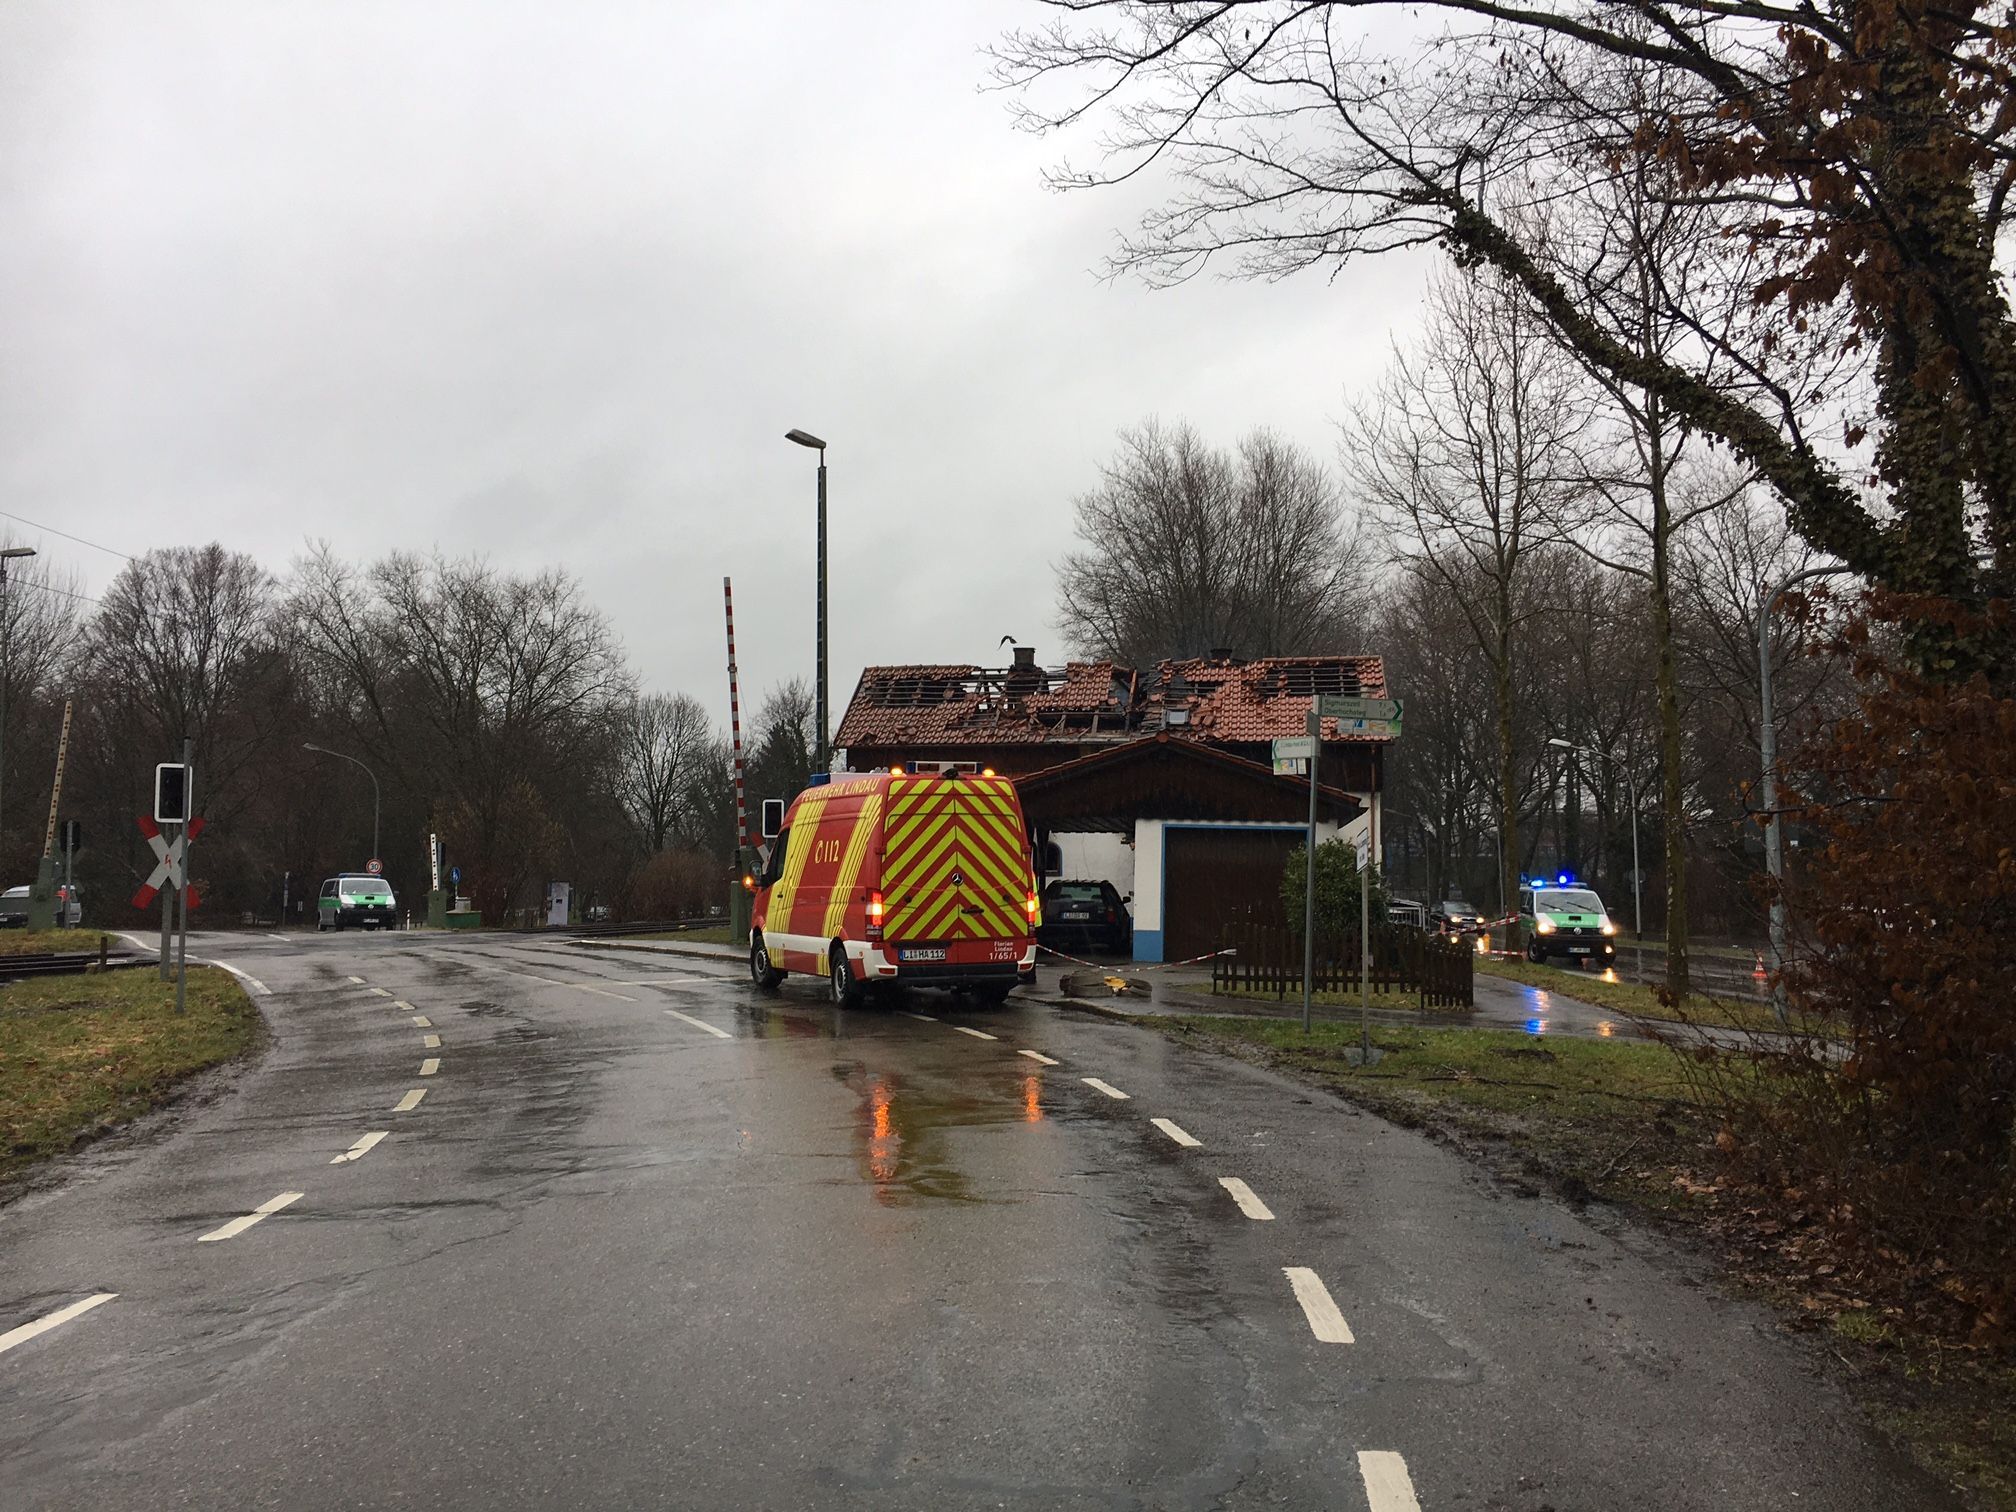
[1058,420,1368,663]
[1346,265,1589,943]
[747,679,815,811]
[0,540,84,869]
[618,692,713,853]
[992,1,2016,652]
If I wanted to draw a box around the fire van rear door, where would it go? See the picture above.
[880,776,1029,944]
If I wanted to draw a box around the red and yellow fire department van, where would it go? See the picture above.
[747,770,1039,1006]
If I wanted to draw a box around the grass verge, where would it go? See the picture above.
[1,966,262,1186]
[1476,957,1785,1033]
[0,928,116,958]
[1154,1012,2015,1510]
[625,926,735,945]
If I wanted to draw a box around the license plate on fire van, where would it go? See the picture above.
[899,947,948,962]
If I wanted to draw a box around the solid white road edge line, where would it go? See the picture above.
[1357,1451,1423,1512]
[197,1191,303,1243]
[394,1089,426,1113]
[116,932,155,954]
[1082,1077,1129,1100]
[419,1058,440,1076]
[1018,1049,1059,1066]
[951,1026,998,1041]
[1151,1117,1203,1148]
[663,1008,732,1040]
[410,1015,432,1028]
[1218,1176,1276,1220]
[0,1293,118,1356]
[1283,1267,1355,1343]
[210,961,272,996]
[422,1033,441,1048]
[330,1131,388,1165]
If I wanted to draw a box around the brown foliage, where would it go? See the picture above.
[628,848,720,922]
[1718,595,2016,1342]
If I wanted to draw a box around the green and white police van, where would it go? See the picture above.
[317,873,398,931]
[1518,878,1618,967]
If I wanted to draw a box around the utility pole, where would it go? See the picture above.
[785,429,830,771]
[1301,712,1318,1034]
[0,546,37,850]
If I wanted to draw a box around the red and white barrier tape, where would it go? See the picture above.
[1036,944,1235,973]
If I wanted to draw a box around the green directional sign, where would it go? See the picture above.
[1315,695,1402,722]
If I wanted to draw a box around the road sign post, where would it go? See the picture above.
[176,738,190,1015]
[1301,714,1318,1034]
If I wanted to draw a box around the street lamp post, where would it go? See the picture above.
[1757,563,1850,1023]
[304,742,380,864]
[785,428,829,773]
[1548,737,1641,942]
[0,547,38,847]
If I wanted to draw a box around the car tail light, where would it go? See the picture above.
[866,889,885,940]
[1106,909,1116,924]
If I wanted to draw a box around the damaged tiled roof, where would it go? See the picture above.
[835,654,1391,749]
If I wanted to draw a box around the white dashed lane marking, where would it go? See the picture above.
[410,1016,432,1028]
[462,960,638,1002]
[366,987,392,997]
[1218,1177,1276,1220]
[901,1012,937,1023]
[393,1000,416,1010]
[197,1191,303,1243]
[664,1009,732,1040]
[1151,1117,1202,1148]
[1357,1451,1423,1511]
[347,976,365,984]
[331,1131,388,1165]
[422,1033,441,1048]
[951,1026,997,1041]
[1017,1050,1059,1066]
[1283,1267,1355,1343]
[1082,1078,1129,1100]
[419,1058,440,1076]
[394,1089,426,1113]
[0,1294,117,1356]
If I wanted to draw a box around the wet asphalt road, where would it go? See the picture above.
[0,932,1955,1511]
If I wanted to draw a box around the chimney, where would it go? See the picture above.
[1012,645,1036,669]
[1209,647,1237,663]
[1005,643,1042,697]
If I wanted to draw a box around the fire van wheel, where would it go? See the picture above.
[749,937,783,990]
[829,945,864,1008]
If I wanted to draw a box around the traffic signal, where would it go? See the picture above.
[154,763,192,823]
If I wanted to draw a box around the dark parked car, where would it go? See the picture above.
[1037,879,1132,956]
[1433,899,1486,934]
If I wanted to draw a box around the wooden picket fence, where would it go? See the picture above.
[1211,921,1474,1010]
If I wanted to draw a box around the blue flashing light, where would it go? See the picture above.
[1556,872,1573,885]
[809,772,831,787]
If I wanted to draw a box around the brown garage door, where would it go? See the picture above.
[1162,827,1299,962]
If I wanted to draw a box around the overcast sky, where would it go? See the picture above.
[0,2,1427,731]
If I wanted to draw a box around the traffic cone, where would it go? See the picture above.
[1753,951,1767,983]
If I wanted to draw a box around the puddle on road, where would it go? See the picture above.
[829,1061,1052,1207]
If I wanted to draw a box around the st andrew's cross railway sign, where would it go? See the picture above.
[133,813,206,910]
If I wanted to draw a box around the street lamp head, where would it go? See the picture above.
[784,428,826,452]
[0,547,37,560]
[1547,737,1574,750]
[303,742,324,753]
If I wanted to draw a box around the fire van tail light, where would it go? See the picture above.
[1025,891,1040,927]
[866,889,885,940]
